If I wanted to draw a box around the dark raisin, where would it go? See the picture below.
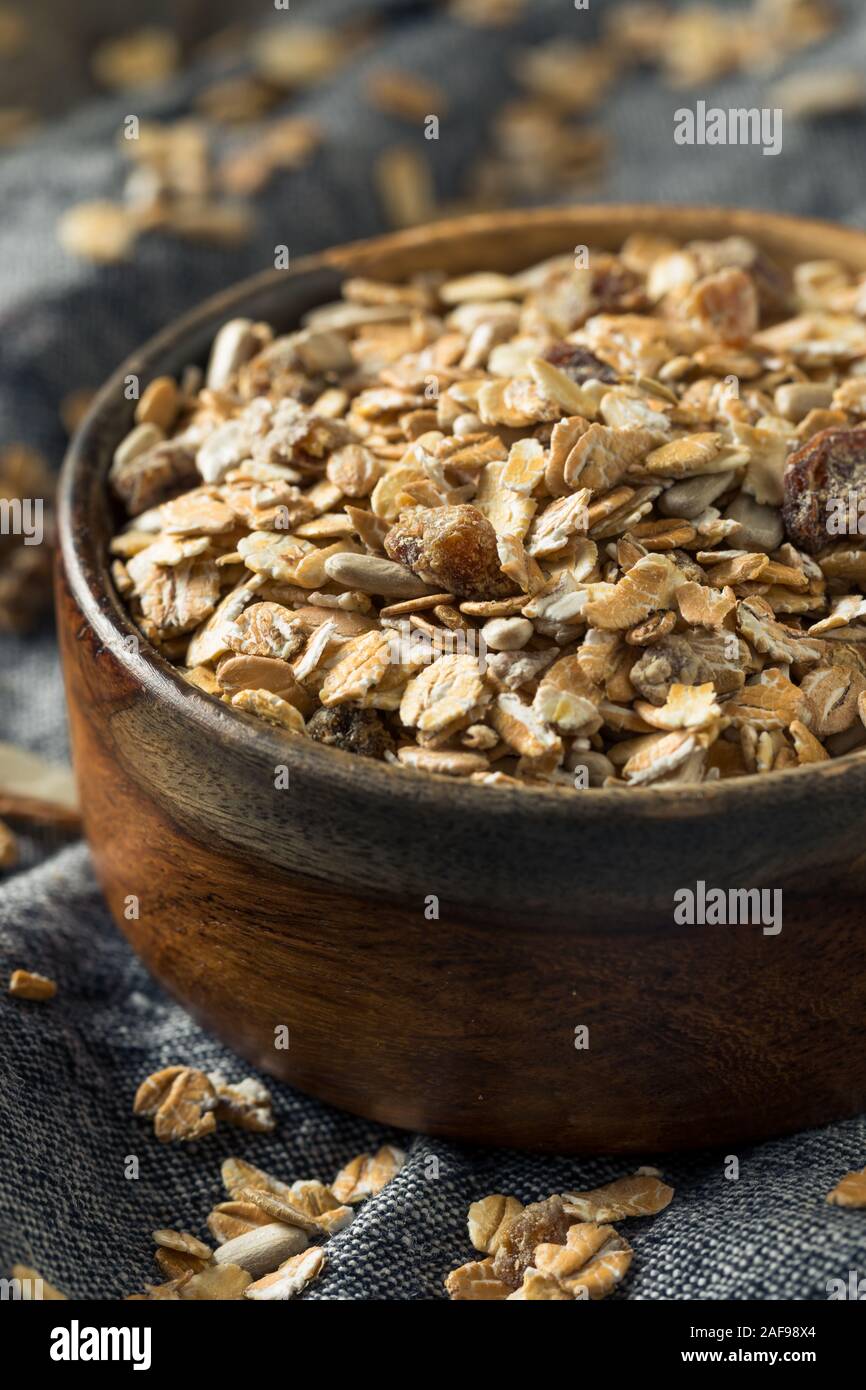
[782,425,866,554]
[306,706,394,759]
[543,342,618,384]
[591,263,647,315]
[384,504,513,599]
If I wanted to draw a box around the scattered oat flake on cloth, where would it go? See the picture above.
[331,1145,406,1203]
[445,1257,512,1300]
[560,1173,675,1222]
[8,968,57,1000]
[133,1066,218,1143]
[245,1247,326,1301]
[826,1168,866,1208]
[468,1194,525,1253]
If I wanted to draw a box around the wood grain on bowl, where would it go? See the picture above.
[57,206,866,1152]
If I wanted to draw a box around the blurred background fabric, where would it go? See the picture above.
[1,0,865,1299]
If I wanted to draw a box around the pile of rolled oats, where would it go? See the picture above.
[126,1147,405,1300]
[446,1170,674,1300]
[108,236,866,790]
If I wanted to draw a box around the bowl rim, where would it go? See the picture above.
[58,201,866,818]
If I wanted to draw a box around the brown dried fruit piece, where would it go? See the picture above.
[630,630,748,705]
[491,1195,570,1288]
[782,425,866,554]
[542,341,618,384]
[384,504,512,598]
[306,705,395,758]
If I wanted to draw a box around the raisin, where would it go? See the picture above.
[782,425,866,554]
[491,1196,570,1288]
[591,262,647,316]
[306,706,394,759]
[384,504,513,599]
[630,632,748,705]
[543,342,618,384]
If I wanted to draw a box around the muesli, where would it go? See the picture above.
[108,236,866,789]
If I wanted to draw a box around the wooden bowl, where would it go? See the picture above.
[57,205,866,1154]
